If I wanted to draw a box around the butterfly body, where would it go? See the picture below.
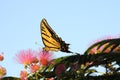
[40,18,71,53]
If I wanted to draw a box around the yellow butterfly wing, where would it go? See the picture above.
[40,18,61,51]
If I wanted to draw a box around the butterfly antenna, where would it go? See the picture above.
[35,42,43,48]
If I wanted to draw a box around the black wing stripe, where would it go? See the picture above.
[45,45,60,49]
[42,19,56,34]
[42,19,59,38]
[42,37,59,46]
[41,28,46,33]
[42,19,61,42]
[42,33,50,38]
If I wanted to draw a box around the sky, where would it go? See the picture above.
[0,0,120,77]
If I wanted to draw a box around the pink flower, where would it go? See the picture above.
[89,36,113,54]
[91,35,113,44]
[30,64,40,73]
[47,77,54,80]
[37,50,53,66]
[0,66,6,78]
[15,49,37,65]
[114,45,120,52]
[89,46,98,55]
[89,43,112,54]
[0,52,4,61]
[20,70,28,80]
[55,64,66,76]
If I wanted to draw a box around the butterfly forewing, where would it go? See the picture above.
[41,19,61,51]
[40,18,70,53]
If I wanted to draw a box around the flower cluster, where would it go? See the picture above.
[15,49,54,80]
[0,52,6,78]
[15,49,37,65]
[20,70,28,80]
[89,36,114,55]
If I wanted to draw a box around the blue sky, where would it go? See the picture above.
[0,0,120,77]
